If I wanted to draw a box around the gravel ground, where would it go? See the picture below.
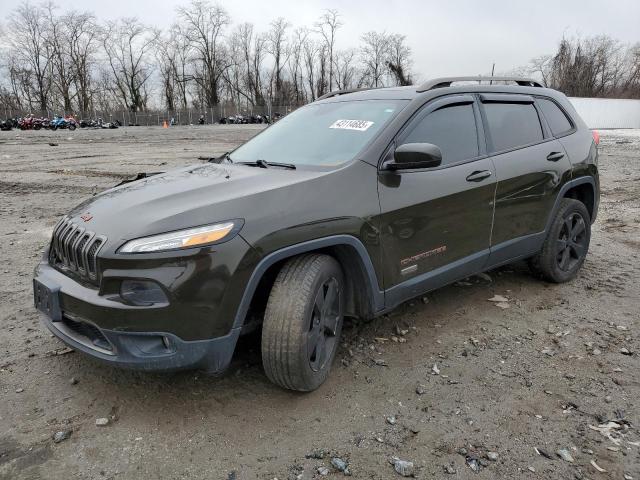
[0,126,638,480]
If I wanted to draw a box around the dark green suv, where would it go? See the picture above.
[33,77,599,391]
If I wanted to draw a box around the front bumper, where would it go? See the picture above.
[40,309,240,372]
[33,249,251,372]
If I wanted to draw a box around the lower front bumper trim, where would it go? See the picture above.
[41,313,241,374]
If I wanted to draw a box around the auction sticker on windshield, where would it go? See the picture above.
[329,119,374,131]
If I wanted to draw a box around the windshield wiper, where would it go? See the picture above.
[237,159,296,170]
[206,152,233,164]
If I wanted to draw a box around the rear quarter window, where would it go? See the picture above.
[537,98,573,136]
[484,102,543,152]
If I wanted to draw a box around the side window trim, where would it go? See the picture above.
[479,93,535,104]
[534,96,577,138]
[478,98,553,156]
[390,94,483,170]
[400,94,475,139]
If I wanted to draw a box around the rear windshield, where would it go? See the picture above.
[230,100,408,167]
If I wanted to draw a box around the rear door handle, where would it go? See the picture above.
[546,152,565,162]
[466,170,492,182]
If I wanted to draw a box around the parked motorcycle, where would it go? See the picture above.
[0,118,17,131]
[49,115,77,131]
[18,116,46,130]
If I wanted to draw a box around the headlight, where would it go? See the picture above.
[119,221,239,253]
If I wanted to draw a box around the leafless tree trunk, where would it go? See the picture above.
[359,31,389,88]
[386,33,412,86]
[334,49,357,90]
[303,39,319,101]
[102,19,159,112]
[267,17,290,106]
[177,0,230,107]
[7,3,53,111]
[66,11,98,114]
[315,9,341,92]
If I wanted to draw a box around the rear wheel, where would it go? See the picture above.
[529,198,591,283]
[261,254,344,391]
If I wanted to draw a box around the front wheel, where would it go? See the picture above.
[529,198,591,283]
[261,254,344,391]
[68,123,76,131]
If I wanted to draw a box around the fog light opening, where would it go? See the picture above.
[120,280,168,306]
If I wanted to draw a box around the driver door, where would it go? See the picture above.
[376,95,496,305]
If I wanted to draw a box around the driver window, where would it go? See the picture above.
[400,103,479,166]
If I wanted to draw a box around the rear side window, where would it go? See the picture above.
[484,103,543,152]
[537,98,573,136]
[401,104,478,165]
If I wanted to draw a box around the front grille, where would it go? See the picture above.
[50,217,106,282]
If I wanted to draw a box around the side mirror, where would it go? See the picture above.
[388,143,442,170]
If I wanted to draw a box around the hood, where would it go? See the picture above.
[67,163,325,247]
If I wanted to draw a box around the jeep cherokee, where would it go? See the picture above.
[33,76,600,391]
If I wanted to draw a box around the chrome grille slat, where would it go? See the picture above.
[69,227,86,271]
[49,217,106,283]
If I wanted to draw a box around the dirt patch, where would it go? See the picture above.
[0,126,638,479]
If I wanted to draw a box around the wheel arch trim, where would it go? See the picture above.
[232,235,384,329]
[545,176,596,232]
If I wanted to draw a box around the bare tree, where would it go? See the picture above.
[334,49,357,90]
[267,17,290,105]
[302,38,319,101]
[177,0,231,107]
[0,5,427,112]
[287,28,309,104]
[102,18,159,112]
[359,31,389,88]
[156,25,191,110]
[537,35,635,98]
[386,33,412,86]
[529,55,552,86]
[314,9,342,92]
[6,3,53,111]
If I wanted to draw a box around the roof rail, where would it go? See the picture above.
[417,76,543,92]
[316,87,375,101]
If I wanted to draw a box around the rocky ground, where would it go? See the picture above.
[0,126,638,480]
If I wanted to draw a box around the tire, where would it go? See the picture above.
[68,124,76,131]
[261,254,345,392]
[529,198,591,283]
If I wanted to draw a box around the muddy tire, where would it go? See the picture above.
[529,198,591,283]
[261,254,344,392]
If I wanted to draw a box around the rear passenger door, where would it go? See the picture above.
[480,94,573,266]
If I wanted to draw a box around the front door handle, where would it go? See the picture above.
[546,152,565,162]
[466,170,492,182]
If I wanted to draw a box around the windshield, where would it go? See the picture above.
[229,100,408,167]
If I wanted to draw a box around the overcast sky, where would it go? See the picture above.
[1,0,639,80]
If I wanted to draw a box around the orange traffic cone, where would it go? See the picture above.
[162,120,168,128]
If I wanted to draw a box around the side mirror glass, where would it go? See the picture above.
[389,143,442,170]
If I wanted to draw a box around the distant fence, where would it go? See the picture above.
[5,97,640,129]
[569,97,640,129]
[0,105,298,126]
